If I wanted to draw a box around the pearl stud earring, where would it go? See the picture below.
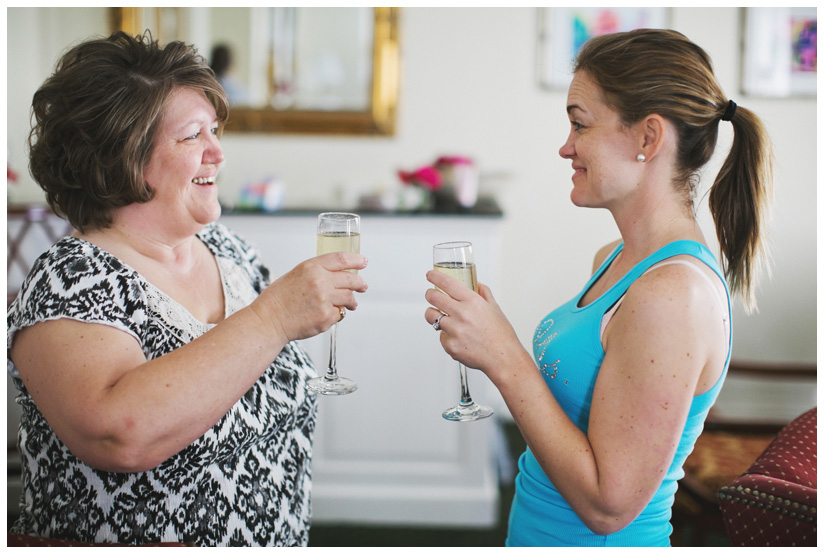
[636,154,646,163]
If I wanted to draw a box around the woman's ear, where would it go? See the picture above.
[639,114,668,161]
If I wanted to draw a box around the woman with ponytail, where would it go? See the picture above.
[425,29,773,546]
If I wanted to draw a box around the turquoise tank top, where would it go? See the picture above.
[507,240,732,546]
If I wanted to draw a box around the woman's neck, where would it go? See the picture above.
[611,188,705,265]
[78,216,205,273]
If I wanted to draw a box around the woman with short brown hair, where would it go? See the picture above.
[9,31,368,546]
[29,31,229,232]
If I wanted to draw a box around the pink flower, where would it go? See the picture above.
[397,165,443,191]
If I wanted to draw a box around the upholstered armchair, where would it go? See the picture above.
[671,360,816,546]
[718,407,816,547]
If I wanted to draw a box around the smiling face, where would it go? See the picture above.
[559,71,642,209]
[142,86,224,234]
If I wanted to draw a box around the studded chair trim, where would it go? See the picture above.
[719,477,817,523]
[717,407,816,547]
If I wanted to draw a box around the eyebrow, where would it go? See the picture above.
[175,116,219,133]
[567,104,583,115]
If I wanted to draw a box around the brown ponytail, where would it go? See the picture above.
[709,105,774,311]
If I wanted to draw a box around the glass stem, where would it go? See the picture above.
[325,322,339,381]
[458,363,475,406]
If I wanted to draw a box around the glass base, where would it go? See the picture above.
[306,375,358,396]
[442,402,494,422]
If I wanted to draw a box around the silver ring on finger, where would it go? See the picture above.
[433,313,445,331]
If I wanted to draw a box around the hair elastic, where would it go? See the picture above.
[721,100,737,122]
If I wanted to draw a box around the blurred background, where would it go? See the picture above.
[5,6,816,547]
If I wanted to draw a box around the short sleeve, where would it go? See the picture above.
[7,239,148,376]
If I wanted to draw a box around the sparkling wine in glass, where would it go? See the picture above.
[433,241,494,421]
[306,212,360,395]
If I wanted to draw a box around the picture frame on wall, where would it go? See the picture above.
[741,7,817,97]
[536,7,670,90]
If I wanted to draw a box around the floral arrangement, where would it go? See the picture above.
[395,155,479,210]
[397,156,474,190]
[397,165,443,191]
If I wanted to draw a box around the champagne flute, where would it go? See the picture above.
[433,241,494,421]
[306,212,360,395]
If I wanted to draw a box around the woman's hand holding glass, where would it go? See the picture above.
[427,242,495,421]
[426,261,521,401]
[254,252,367,345]
[306,212,362,395]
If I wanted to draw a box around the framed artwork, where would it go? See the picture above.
[537,7,670,90]
[741,7,817,97]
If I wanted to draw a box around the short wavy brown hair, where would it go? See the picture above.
[29,31,229,232]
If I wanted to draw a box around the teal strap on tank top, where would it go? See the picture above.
[587,240,727,316]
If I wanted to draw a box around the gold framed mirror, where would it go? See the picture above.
[112,7,399,136]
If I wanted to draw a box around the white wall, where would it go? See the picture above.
[6,7,817,367]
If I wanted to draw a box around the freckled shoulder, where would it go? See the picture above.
[618,259,726,339]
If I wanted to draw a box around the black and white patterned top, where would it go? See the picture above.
[7,222,318,546]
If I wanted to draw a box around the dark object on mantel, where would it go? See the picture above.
[222,195,504,218]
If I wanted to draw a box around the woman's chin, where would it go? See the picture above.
[204,204,222,224]
[569,189,588,208]
[190,200,222,226]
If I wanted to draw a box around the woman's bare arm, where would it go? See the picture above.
[425,261,725,534]
[10,252,367,473]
